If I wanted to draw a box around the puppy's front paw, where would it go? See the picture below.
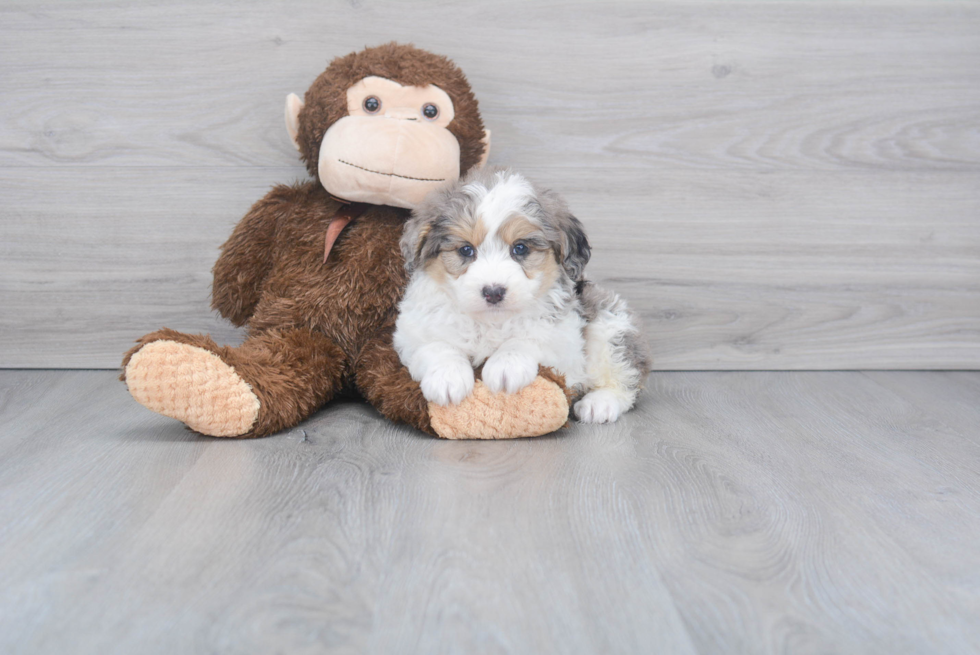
[574,389,623,424]
[420,360,475,406]
[483,350,539,394]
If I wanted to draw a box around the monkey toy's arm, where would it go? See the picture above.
[211,187,290,326]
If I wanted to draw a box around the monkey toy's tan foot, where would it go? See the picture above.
[123,337,260,437]
[427,368,573,440]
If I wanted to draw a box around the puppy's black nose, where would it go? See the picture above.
[482,285,506,305]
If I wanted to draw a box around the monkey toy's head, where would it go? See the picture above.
[285,43,490,210]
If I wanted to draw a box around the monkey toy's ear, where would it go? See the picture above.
[477,129,491,169]
[285,92,304,151]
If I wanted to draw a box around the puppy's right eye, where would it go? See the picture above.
[458,245,475,258]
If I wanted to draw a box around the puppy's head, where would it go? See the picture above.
[401,168,591,316]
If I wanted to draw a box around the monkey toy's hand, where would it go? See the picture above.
[427,367,573,440]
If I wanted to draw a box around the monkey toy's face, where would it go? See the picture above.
[318,77,460,209]
[286,66,489,210]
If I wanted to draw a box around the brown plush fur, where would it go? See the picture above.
[354,315,433,434]
[122,325,347,438]
[122,181,434,438]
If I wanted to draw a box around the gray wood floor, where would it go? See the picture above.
[2,370,978,654]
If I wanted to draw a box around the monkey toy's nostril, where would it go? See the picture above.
[482,285,506,305]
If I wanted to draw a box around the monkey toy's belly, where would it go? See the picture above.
[246,206,411,360]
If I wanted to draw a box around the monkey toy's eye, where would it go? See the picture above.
[511,242,529,257]
[458,245,475,258]
[422,103,439,120]
[363,96,381,113]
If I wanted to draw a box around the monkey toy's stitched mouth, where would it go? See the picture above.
[337,159,446,183]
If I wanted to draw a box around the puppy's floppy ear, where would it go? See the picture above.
[400,215,428,274]
[401,208,444,274]
[559,213,591,280]
[402,182,472,273]
[539,189,591,280]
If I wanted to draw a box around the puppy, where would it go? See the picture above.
[394,168,650,424]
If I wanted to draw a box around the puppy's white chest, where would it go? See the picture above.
[470,313,587,383]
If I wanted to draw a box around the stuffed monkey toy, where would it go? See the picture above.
[121,43,572,439]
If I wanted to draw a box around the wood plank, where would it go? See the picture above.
[1,0,979,369]
[631,370,980,652]
[861,370,980,445]
[0,370,698,654]
[1,370,979,652]
[2,2,978,171]
[2,166,977,368]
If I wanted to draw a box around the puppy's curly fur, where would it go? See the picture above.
[395,168,650,423]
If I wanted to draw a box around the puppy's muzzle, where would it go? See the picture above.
[482,285,506,305]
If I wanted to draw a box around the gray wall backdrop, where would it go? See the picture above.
[2,0,978,369]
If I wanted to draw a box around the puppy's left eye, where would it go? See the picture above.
[458,245,475,258]
[511,243,529,257]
